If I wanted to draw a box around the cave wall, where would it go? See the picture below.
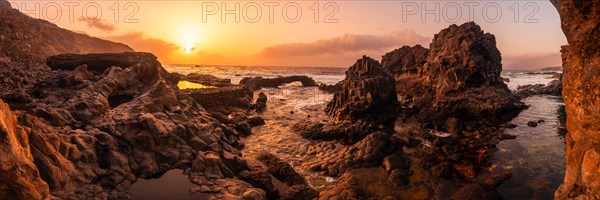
[552,0,600,198]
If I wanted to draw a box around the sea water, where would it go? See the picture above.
[150,65,565,198]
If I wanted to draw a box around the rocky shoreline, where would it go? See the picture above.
[1,0,599,199]
[0,17,538,200]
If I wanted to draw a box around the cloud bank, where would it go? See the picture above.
[105,32,179,63]
[77,17,116,33]
[259,30,429,58]
[249,30,431,67]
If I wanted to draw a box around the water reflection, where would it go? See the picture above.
[127,170,208,200]
[177,81,217,90]
[494,95,566,200]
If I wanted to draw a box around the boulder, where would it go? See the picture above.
[280,185,319,200]
[424,22,503,93]
[382,155,410,172]
[186,86,253,118]
[325,56,398,123]
[255,152,307,186]
[238,160,279,199]
[253,92,267,113]
[391,22,526,128]
[388,169,409,187]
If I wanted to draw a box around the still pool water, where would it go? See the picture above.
[177,81,217,90]
[127,170,209,200]
[494,95,566,200]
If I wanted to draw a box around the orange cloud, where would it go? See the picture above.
[259,30,429,58]
[77,17,116,33]
[105,32,178,63]
[250,30,429,67]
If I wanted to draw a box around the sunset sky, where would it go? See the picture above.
[8,0,566,69]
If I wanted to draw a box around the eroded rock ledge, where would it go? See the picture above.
[181,73,233,87]
[515,76,562,98]
[240,76,318,90]
[0,52,270,199]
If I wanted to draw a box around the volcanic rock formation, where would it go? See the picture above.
[240,76,318,90]
[552,0,600,198]
[515,76,562,98]
[181,73,233,87]
[325,56,398,123]
[392,22,526,129]
[0,99,50,199]
[0,53,267,199]
[381,45,429,75]
[424,22,503,93]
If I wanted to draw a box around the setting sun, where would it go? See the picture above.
[2,0,598,199]
[184,45,193,54]
[179,26,202,54]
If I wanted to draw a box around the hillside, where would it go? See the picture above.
[0,0,133,64]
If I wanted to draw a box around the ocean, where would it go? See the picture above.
[157,64,565,199]
[164,64,347,85]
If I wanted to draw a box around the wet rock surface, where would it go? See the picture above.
[183,85,265,137]
[181,73,232,87]
[303,22,524,200]
[253,92,268,113]
[291,120,386,144]
[303,132,401,177]
[317,82,342,93]
[256,152,308,186]
[0,52,265,199]
[515,75,562,98]
[186,86,253,118]
[552,0,600,198]
[0,2,578,198]
[240,76,318,90]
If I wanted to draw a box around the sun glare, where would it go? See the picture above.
[179,26,202,54]
[184,45,193,54]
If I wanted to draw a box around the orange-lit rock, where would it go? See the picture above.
[552,0,600,198]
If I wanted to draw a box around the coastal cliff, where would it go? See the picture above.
[0,0,133,64]
[552,0,600,198]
